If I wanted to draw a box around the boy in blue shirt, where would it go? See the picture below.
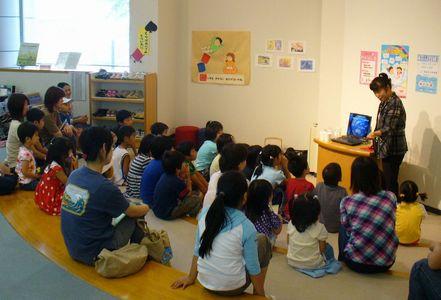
[140,136,173,205]
[152,150,202,220]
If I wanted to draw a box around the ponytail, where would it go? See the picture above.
[199,192,227,258]
[198,171,248,258]
[370,73,392,92]
[399,180,427,203]
[252,144,282,178]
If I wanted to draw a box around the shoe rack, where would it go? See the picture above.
[88,73,157,134]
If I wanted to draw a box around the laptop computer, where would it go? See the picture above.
[332,113,372,146]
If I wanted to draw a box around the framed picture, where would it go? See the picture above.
[266,39,283,52]
[277,56,295,70]
[298,58,315,72]
[288,41,306,54]
[255,54,273,67]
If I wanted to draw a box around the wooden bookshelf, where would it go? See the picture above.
[88,73,157,132]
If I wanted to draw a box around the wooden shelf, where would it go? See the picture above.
[92,116,145,124]
[90,78,144,84]
[90,97,144,104]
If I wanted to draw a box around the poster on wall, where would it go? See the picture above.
[380,45,409,99]
[192,31,251,86]
[416,54,439,94]
[359,51,378,85]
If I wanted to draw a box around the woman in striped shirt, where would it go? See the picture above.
[125,134,155,199]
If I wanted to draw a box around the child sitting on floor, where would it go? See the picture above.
[396,180,428,245]
[209,133,234,177]
[150,122,169,136]
[314,163,347,233]
[195,121,223,180]
[140,136,173,205]
[152,150,202,220]
[125,134,154,200]
[284,154,314,220]
[287,192,341,278]
[16,122,41,190]
[203,143,248,209]
[26,108,48,167]
[176,141,208,195]
[243,145,262,180]
[0,162,18,195]
[172,171,271,297]
[5,93,29,168]
[244,179,282,245]
[35,137,74,215]
[112,126,137,186]
[251,144,291,187]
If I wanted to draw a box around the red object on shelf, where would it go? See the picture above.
[175,126,200,146]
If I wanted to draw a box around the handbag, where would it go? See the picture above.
[137,220,173,265]
[94,243,148,278]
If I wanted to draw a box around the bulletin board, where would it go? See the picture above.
[192,31,251,86]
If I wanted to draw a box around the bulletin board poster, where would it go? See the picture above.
[416,54,439,94]
[381,45,409,99]
[359,51,378,85]
[192,31,250,86]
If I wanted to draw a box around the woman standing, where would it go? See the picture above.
[368,73,407,196]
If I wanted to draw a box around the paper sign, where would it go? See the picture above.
[416,54,439,94]
[359,51,378,85]
[17,43,39,67]
[137,27,151,55]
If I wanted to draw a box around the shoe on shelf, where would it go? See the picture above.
[134,111,144,119]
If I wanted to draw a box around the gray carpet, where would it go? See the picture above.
[0,214,113,300]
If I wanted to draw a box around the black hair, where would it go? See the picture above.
[397,66,403,71]
[26,107,45,123]
[350,157,381,196]
[17,122,38,144]
[150,136,173,160]
[370,73,392,93]
[205,120,223,141]
[246,145,262,171]
[138,134,155,156]
[116,126,135,147]
[7,93,29,121]
[253,144,282,178]
[162,150,185,175]
[116,109,132,124]
[219,143,248,172]
[176,141,195,157]
[323,163,342,186]
[399,180,427,203]
[244,179,273,223]
[290,192,321,233]
[44,86,65,113]
[57,82,70,89]
[150,122,169,136]
[45,137,74,174]
[79,126,113,162]
[214,37,223,44]
[216,133,234,153]
[288,154,308,178]
[199,171,247,258]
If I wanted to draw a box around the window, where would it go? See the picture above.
[22,0,129,69]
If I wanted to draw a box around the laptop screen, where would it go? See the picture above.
[347,113,372,138]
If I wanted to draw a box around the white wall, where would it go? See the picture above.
[176,0,323,150]
[338,0,441,209]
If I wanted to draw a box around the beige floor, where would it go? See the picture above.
[146,206,440,300]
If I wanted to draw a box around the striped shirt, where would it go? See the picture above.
[340,191,398,266]
[125,154,152,199]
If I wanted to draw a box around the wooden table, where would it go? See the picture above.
[314,138,374,192]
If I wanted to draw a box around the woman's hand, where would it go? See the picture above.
[171,276,195,289]
[62,125,74,137]
[367,130,381,140]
